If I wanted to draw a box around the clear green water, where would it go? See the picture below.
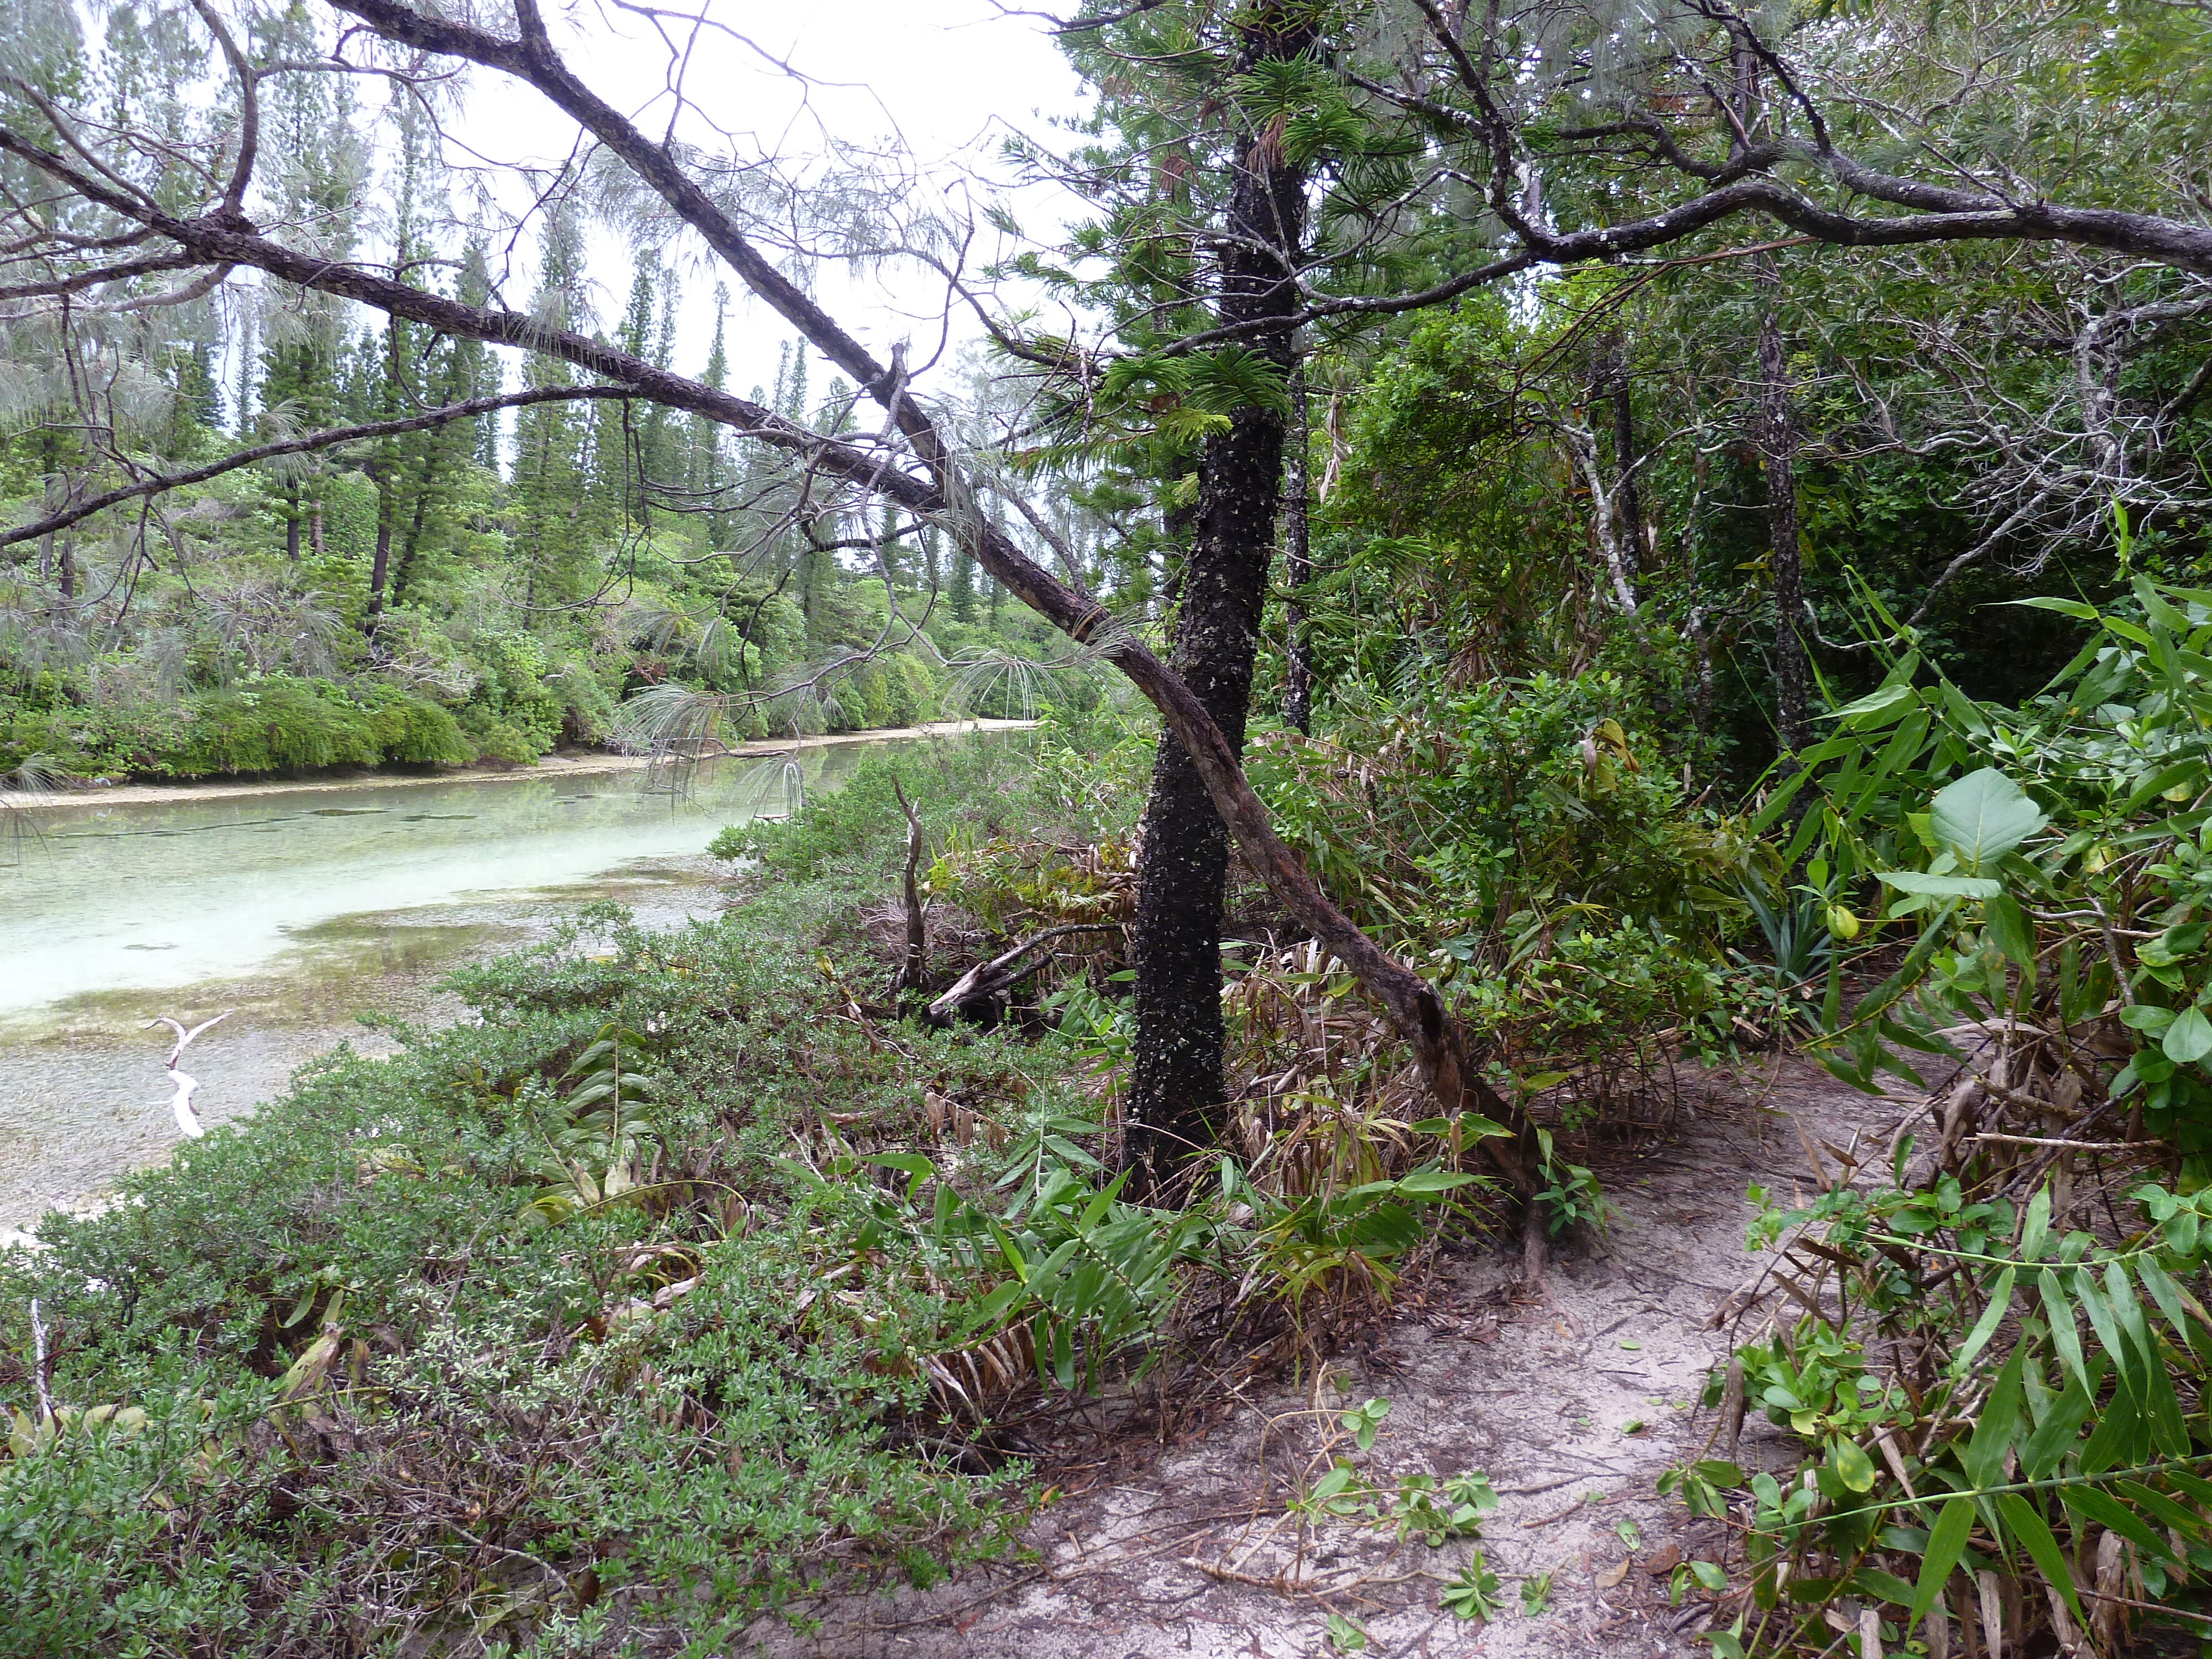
[0,745,880,1229]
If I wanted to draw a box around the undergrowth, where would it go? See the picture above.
[0,712,1505,1656]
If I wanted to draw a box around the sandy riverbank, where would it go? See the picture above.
[0,717,1037,812]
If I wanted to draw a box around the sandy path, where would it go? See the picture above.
[0,718,1037,812]
[743,1056,1900,1659]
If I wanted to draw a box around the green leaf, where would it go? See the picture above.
[1997,1494,2088,1630]
[2058,1483,2177,1564]
[1930,769,2048,872]
[1983,893,2037,972]
[2021,1187,2052,1261]
[1953,1266,2018,1375]
[1854,1568,1918,1608]
[1876,870,2003,899]
[1962,1347,2026,1492]
[2009,597,2100,621]
[2133,1256,2210,1357]
[2020,1381,2094,1479]
[2165,1007,2212,1065]
[1324,1611,1370,1650]
[1910,1497,1976,1624]
[1829,1438,1878,1494]
[1830,679,1919,728]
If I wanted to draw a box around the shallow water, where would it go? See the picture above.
[0,745,878,1229]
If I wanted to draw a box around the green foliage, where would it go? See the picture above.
[1681,1173,2212,1654]
[0,885,1055,1655]
[0,675,468,776]
[1252,671,1775,1083]
[1440,1551,1504,1620]
[707,728,1057,877]
[1681,580,2212,1652]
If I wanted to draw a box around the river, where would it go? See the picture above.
[0,727,1006,1231]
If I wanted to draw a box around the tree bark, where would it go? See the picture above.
[391,450,437,605]
[1124,7,1316,1196]
[1755,260,1807,757]
[891,779,928,994]
[1284,362,1313,735]
[364,463,395,639]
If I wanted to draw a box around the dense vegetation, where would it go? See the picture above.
[6,0,2212,1653]
[3,123,1062,781]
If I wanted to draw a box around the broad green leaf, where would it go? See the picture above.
[1930,769,2047,872]
[2108,1261,2191,1457]
[2115,1479,2206,1539]
[2075,1267,2140,1395]
[2078,1381,2141,1475]
[2008,596,2100,621]
[1910,1496,1976,1623]
[1997,1494,2087,1629]
[2058,1483,2177,1564]
[1853,1569,1918,1608]
[2020,1381,2093,1479]
[1983,893,2037,972]
[1962,1347,2026,1492]
[1830,1438,1877,1494]
[2020,1187,2052,1261]
[2134,1256,2212,1358]
[2166,1007,2212,1066]
[1830,678,1920,729]
[1876,870,2003,899]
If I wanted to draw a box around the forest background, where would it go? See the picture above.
[4,0,2212,1656]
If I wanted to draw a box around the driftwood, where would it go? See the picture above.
[145,1010,231,1139]
[890,779,928,994]
[926,924,1125,1026]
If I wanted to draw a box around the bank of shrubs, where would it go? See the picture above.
[1252,669,1779,1087]
[0,734,1069,1657]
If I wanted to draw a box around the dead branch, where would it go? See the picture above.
[926,923,1124,1025]
[145,1010,232,1139]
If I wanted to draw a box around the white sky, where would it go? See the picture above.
[445,0,1091,409]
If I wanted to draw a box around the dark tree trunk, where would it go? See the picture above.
[1284,362,1313,735]
[364,465,395,640]
[1124,8,1314,1194]
[1754,263,1807,757]
[285,480,301,564]
[391,451,437,605]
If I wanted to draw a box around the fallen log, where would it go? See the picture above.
[925,924,1125,1026]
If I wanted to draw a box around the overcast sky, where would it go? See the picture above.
[446,0,1091,408]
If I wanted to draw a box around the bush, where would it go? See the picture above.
[0,677,470,778]
[1250,670,1767,1077]
[708,731,1045,878]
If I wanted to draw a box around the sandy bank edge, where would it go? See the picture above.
[0,718,1038,812]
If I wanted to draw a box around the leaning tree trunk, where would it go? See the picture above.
[1124,7,1316,1195]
